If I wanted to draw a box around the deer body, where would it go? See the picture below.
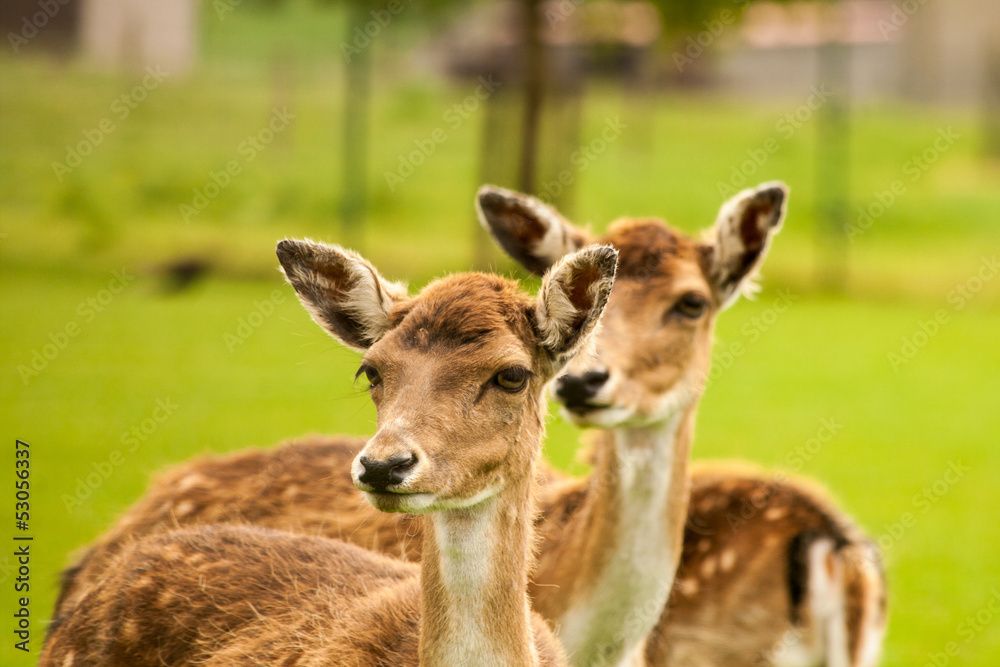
[41,241,621,666]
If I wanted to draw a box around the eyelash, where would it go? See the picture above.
[356,364,382,388]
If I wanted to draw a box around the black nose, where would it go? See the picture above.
[555,370,610,410]
[358,454,418,491]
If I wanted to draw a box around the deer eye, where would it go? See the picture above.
[493,367,529,393]
[670,293,708,320]
[356,364,382,388]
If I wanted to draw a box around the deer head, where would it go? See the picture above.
[277,239,618,514]
[477,182,787,430]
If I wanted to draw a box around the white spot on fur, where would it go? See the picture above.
[700,555,717,579]
[677,577,699,597]
[176,473,209,492]
[173,500,195,517]
[61,651,75,667]
[719,548,737,573]
[765,506,789,521]
[772,628,823,667]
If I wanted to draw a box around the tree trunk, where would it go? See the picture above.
[341,0,372,247]
[815,6,851,292]
[518,0,545,195]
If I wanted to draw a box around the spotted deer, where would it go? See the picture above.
[479,182,886,667]
[41,241,621,667]
[51,183,886,666]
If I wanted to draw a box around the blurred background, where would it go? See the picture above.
[1,0,998,664]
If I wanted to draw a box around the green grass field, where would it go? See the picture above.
[2,3,999,665]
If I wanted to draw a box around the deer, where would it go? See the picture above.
[50,182,886,666]
[40,240,620,667]
[478,182,886,667]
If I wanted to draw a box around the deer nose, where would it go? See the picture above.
[358,453,418,491]
[555,369,610,410]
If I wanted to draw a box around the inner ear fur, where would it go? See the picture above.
[535,245,618,364]
[476,185,593,275]
[276,239,408,351]
[705,181,788,309]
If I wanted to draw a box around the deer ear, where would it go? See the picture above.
[535,245,618,366]
[476,185,593,275]
[276,239,408,351]
[704,181,788,309]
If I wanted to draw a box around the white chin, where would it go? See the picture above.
[363,491,434,514]
[562,405,636,428]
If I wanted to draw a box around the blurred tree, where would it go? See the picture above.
[986,43,1000,159]
[516,0,801,196]
[326,0,457,245]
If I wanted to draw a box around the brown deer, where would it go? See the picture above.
[51,183,886,666]
[478,183,886,667]
[40,240,620,666]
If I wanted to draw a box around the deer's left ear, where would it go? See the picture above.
[703,181,788,310]
[476,185,593,275]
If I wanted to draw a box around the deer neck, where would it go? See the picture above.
[556,400,697,667]
[419,465,540,667]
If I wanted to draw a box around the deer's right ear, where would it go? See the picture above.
[276,239,408,351]
[535,245,618,366]
[476,185,593,275]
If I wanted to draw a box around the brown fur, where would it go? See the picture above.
[647,461,886,666]
[41,242,619,667]
[54,441,883,666]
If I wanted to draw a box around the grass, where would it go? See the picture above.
[2,2,999,664]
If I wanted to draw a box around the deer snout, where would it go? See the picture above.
[555,369,610,412]
[357,453,418,492]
